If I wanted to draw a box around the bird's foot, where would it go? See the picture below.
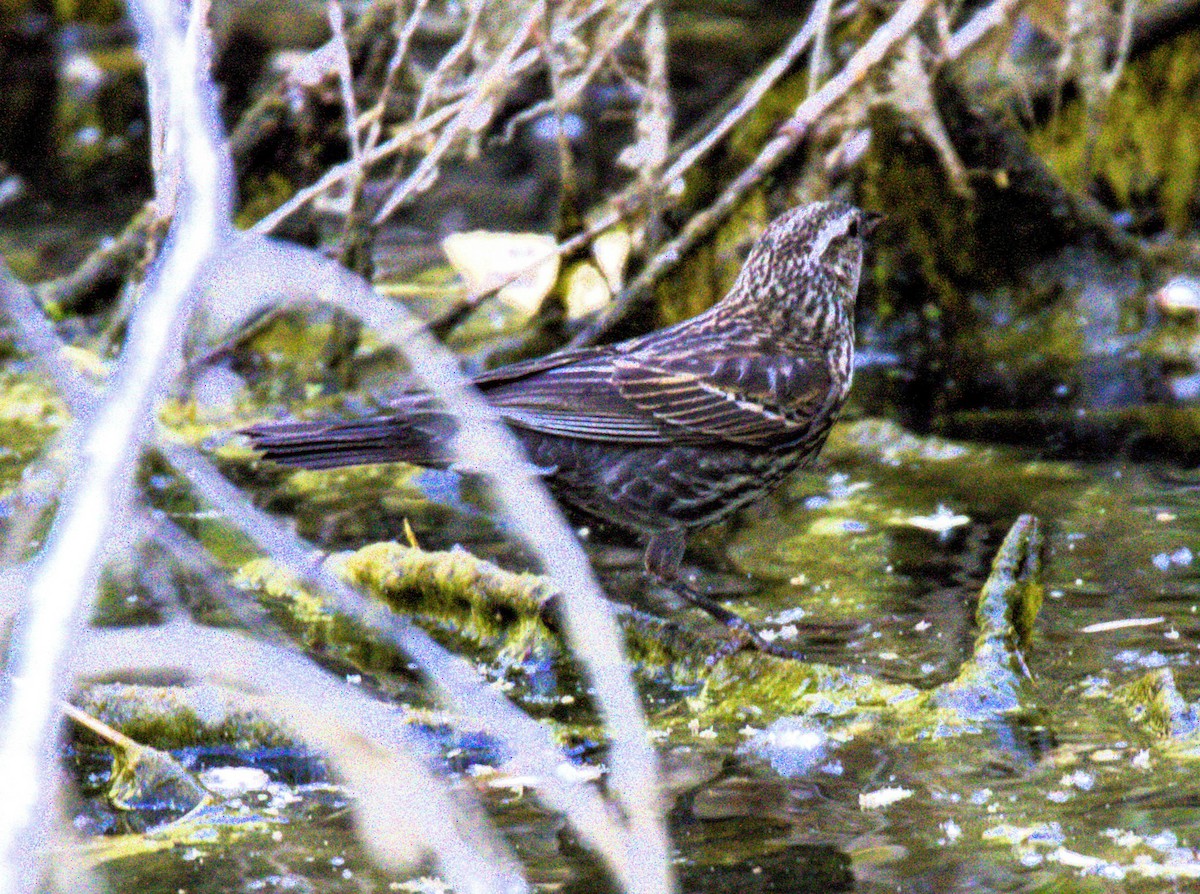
[644,528,806,662]
[661,577,807,663]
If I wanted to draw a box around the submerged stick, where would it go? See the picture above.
[935,514,1044,721]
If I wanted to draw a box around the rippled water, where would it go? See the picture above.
[68,414,1200,893]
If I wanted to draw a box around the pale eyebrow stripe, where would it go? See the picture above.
[805,212,854,263]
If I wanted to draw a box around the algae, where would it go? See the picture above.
[1030,35,1200,235]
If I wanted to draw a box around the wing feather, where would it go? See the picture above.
[614,350,830,446]
[475,346,671,443]
[468,341,832,447]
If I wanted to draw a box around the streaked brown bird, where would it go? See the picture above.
[244,201,874,655]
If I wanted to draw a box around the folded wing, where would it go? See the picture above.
[614,349,831,447]
[476,343,830,448]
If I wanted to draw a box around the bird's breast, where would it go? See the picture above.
[514,431,820,534]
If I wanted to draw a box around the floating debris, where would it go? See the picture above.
[902,504,970,533]
[1080,617,1165,633]
[1154,276,1200,318]
[859,787,913,810]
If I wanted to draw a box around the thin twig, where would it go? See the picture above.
[249,100,461,234]
[0,0,232,883]
[361,0,432,148]
[0,265,98,412]
[627,2,671,239]
[409,0,485,124]
[808,0,835,94]
[327,0,363,165]
[570,0,1025,349]
[1104,0,1139,93]
[944,0,1025,59]
[501,0,657,141]
[433,2,830,335]
[228,0,616,242]
[34,206,164,315]
[659,3,825,191]
[571,0,941,347]
[250,39,547,235]
[373,1,546,225]
[60,701,143,753]
[247,0,615,236]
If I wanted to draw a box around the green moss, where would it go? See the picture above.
[80,805,286,871]
[977,302,1087,365]
[54,0,124,26]
[236,542,561,661]
[78,683,296,750]
[107,743,210,814]
[224,313,364,406]
[685,656,923,739]
[725,73,808,163]
[654,191,771,328]
[1115,668,1200,753]
[55,45,146,183]
[336,541,556,651]
[0,370,68,426]
[235,171,297,230]
[1029,34,1200,234]
[0,371,66,486]
[861,107,986,324]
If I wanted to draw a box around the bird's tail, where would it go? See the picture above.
[242,404,455,471]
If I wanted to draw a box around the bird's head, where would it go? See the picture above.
[724,201,877,350]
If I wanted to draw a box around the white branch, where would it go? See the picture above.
[0,0,231,886]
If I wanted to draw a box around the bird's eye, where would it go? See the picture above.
[847,218,860,239]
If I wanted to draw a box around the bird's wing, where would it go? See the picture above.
[613,348,833,447]
[470,343,833,447]
[474,346,674,443]
[470,346,610,387]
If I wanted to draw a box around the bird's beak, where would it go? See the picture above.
[861,211,884,236]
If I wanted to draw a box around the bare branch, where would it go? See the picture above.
[572,0,940,347]
[78,622,527,889]
[808,0,835,93]
[0,265,98,413]
[34,207,164,315]
[434,1,831,337]
[944,0,1025,59]
[373,1,546,225]
[410,0,486,123]
[327,0,364,165]
[249,100,461,235]
[361,0,433,149]
[0,0,233,883]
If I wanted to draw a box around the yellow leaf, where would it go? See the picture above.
[563,262,611,320]
[441,231,559,318]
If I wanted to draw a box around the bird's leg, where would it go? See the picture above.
[643,529,806,662]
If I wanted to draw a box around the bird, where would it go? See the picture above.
[243,201,875,657]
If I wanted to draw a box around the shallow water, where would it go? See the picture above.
[45,409,1200,893]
